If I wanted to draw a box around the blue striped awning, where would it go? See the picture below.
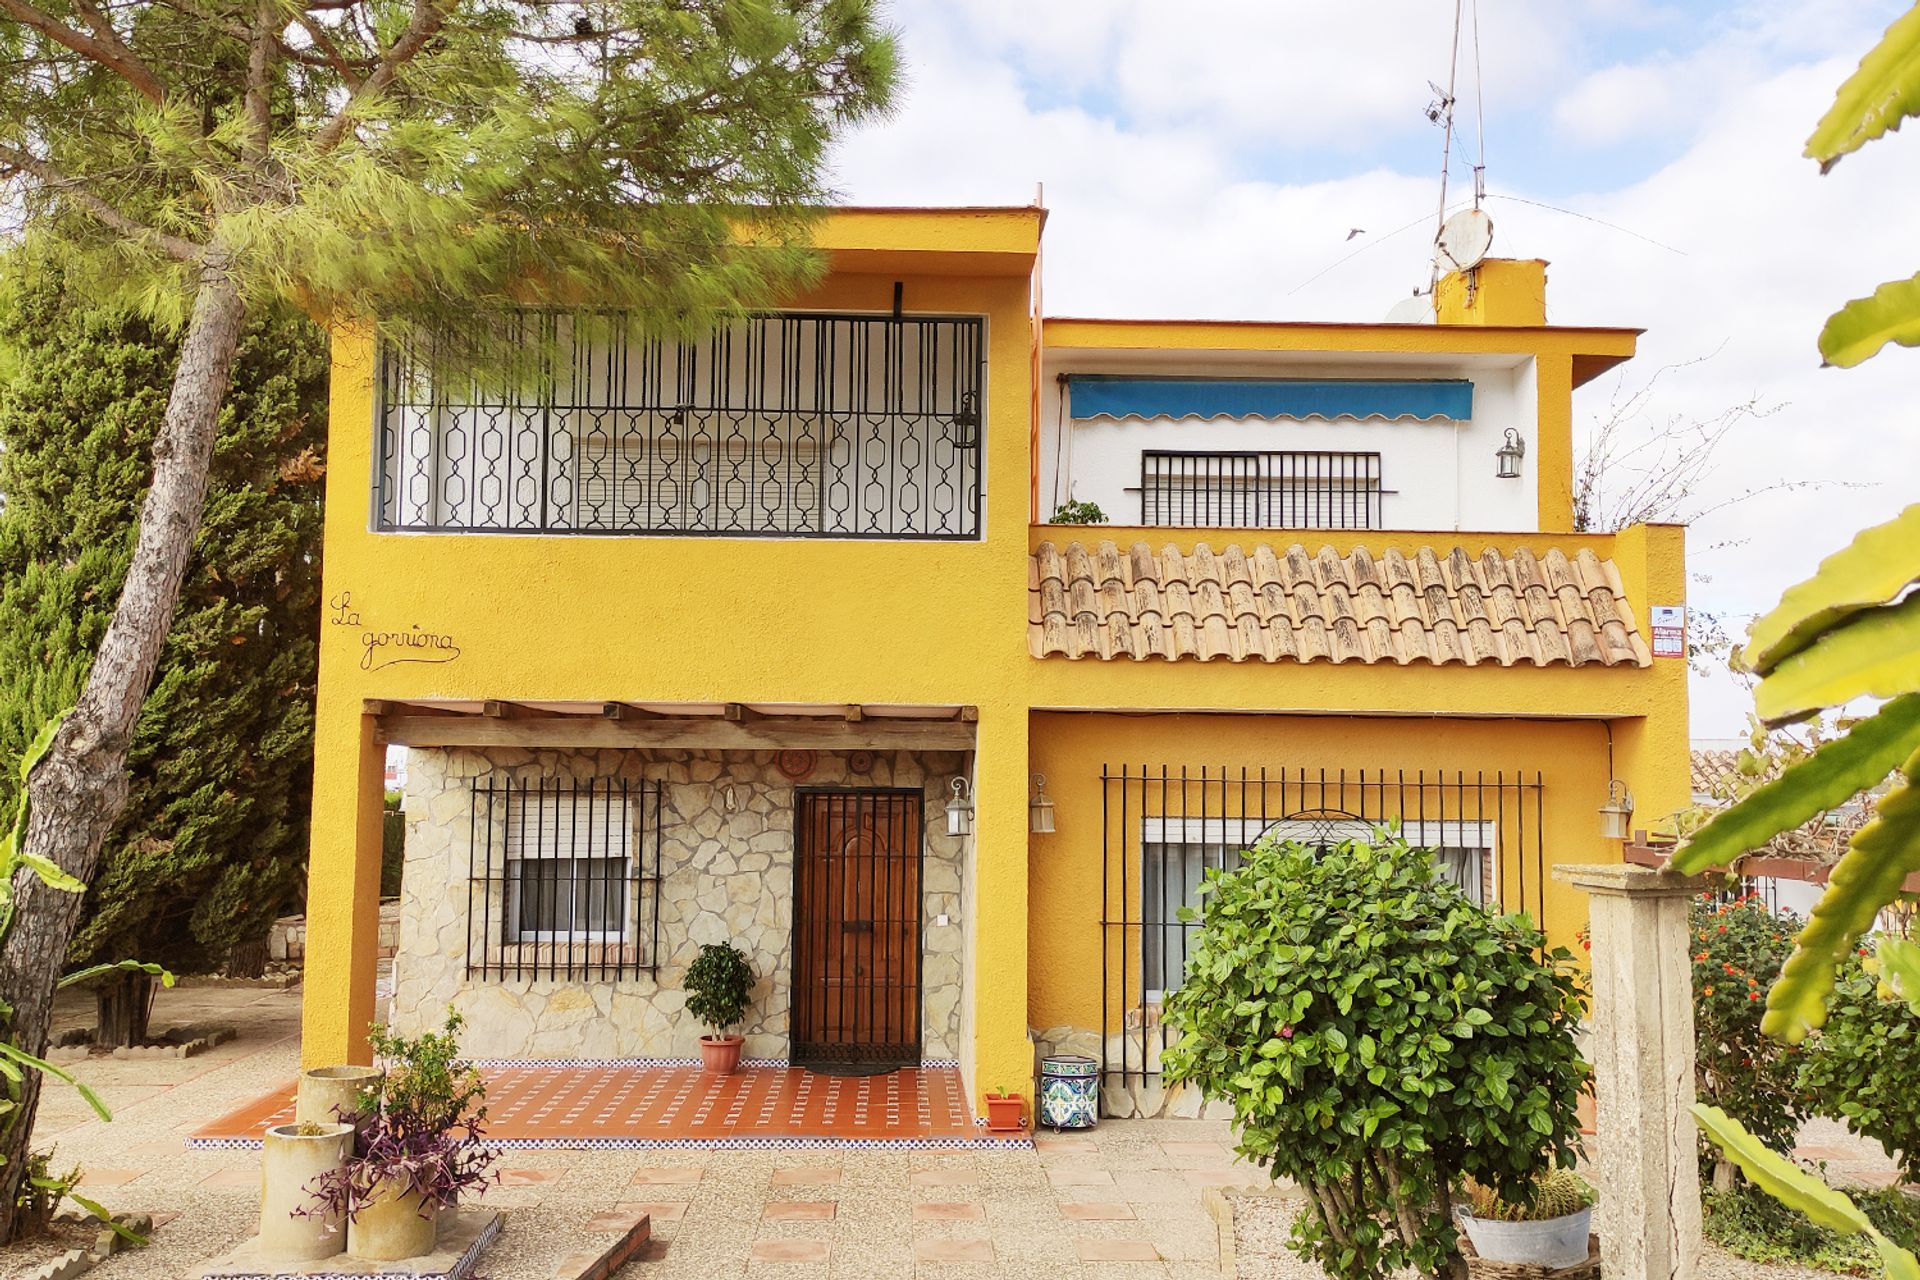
[1065,376,1473,423]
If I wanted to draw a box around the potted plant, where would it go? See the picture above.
[983,1087,1027,1133]
[1458,1169,1597,1270]
[686,943,753,1074]
[302,1014,497,1261]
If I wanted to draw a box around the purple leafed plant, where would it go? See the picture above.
[299,1013,498,1221]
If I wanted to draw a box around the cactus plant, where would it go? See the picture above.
[1467,1169,1597,1223]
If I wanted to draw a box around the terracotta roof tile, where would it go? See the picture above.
[1029,539,1657,668]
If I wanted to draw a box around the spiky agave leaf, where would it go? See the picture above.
[1821,274,1920,368]
[1755,594,1920,725]
[1761,747,1920,1043]
[1744,505,1920,673]
[1806,4,1920,171]
[1671,695,1920,873]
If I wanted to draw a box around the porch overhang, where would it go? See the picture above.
[369,699,979,752]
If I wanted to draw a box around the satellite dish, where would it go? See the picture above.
[1385,293,1434,324]
[1435,208,1495,273]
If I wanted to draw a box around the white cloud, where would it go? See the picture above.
[831,4,1920,734]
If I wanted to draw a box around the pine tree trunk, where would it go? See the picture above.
[0,265,247,1242]
[93,970,156,1049]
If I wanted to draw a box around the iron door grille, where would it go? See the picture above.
[376,312,985,539]
[466,777,661,981]
[1099,765,1544,1101]
[791,788,925,1068]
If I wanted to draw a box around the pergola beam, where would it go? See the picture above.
[378,713,976,753]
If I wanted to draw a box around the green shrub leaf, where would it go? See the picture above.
[1673,696,1920,873]
[1806,5,1920,169]
[1744,505,1920,674]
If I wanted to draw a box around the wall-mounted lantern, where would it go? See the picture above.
[1599,779,1634,841]
[1496,428,1526,479]
[945,777,975,837]
[1029,774,1056,834]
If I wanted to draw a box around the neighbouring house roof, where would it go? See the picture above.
[1688,746,1874,867]
[1028,540,1653,666]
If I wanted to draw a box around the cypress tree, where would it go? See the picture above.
[0,262,327,991]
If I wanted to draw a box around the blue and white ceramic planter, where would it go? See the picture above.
[1039,1054,1099,1130]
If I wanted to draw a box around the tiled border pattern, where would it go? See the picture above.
[200,1209,501,1279]
[461,1057,963,1070]
[189,1134,1032,1152]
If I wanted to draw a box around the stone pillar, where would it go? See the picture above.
[1553,864,1703,1280]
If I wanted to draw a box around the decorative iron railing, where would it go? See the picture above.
[1098,765,1545,1103]
[377,312,985,539]
[466,777,661,982]
[1139,449,1386,528]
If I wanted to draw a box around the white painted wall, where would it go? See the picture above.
[1038,353,1540,533]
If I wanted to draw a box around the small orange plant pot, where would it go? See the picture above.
[984,1090,1027,1134]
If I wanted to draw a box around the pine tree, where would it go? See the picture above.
[0,261,327,994]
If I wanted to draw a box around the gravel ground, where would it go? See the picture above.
[1229,1194,1851,1280]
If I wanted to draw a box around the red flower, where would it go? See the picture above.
[1749,992,1761,1001]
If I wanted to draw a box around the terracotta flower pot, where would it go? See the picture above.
[700,1033,745,1075]
[347,1178,439,1261]
[984,1093,1027,1133]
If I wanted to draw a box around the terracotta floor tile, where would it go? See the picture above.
[1182,1169,1253,1188]
[763,1200,836,1221]
[1059,1202,1136,1221]
[771,1167,843,1185]
[581,1209,649,1233]
[1047,1168,1115,1186]
[198,1168,257,1189]
[749,1239,831,1263]
[912,1202,985,1221]
[1076,1238,1161,1262]
[1035,1136,1098,1154]
[910,1169,978,1187]
[77,1168,147,1187]
[630,1167,705,1185]
[192,1064,986,1146]
[498,1167,564,1187]
[912,1238,995,1263]
[619,1201,689,1221]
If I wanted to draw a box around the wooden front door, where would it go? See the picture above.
[792,789,923,1068]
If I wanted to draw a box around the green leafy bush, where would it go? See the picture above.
[364,1012,487,1135]
[1704,1182,1920,1275]
[1691,894,1810,1166]
[1161,832,1589,1280]
[1048,498,1108,525]
[1799,951,1920,1183]
[685,944,753,1036]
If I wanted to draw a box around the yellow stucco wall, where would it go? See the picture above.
[300,208,1686,1113]
[1026,710,1670,1037]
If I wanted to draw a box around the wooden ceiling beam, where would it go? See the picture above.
[379,715,977,753]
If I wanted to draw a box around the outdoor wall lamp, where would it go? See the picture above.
[945,777,975,837]
[1599,779,1635,841]
[1029,774,1056,834]
[1496,428,1526,479]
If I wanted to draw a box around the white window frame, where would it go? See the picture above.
[502,798,636,945]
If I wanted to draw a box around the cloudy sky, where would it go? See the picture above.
[827,0,1920,737]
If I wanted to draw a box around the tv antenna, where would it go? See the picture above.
[1429,0,1491,285]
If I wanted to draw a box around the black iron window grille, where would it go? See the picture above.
[377,312,985,539]
[1139,450,1386,528]
[466,777,661,981]
[1100,765,1544,1101]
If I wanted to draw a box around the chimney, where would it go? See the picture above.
[1435,258,1548,326]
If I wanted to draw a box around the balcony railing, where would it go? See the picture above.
[1139,449,1385,529]
[375,312,985,540]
